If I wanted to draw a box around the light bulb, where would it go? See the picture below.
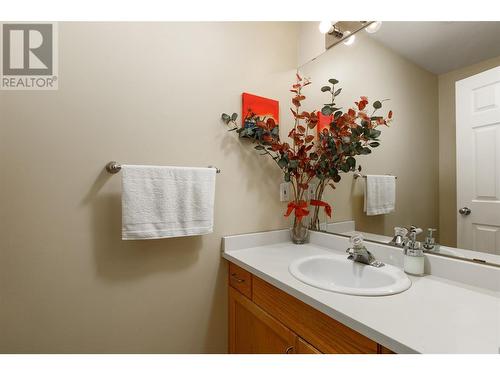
[319,21,333,34]
[343,31,355,46]
[365,21,382,34]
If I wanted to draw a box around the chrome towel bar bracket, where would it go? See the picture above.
[105,161,221,174]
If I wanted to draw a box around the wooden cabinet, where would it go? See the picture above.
[229,287,296,354]
[228,261,395,354]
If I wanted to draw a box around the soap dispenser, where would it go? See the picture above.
[403,233,425,276]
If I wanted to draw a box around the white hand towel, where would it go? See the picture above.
[121,165,216,240]
[363,175,396,216]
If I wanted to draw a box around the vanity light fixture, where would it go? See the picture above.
[343,31,356,46]
[365,21,382,33]
[318,21,343,38]
[319,20,333,34]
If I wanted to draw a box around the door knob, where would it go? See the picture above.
[459,207,471,216]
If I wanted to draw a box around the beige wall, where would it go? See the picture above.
[300,33,439,237]
[438,55,500,247]
[0,22,298,353]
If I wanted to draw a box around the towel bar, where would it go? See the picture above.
[105,161,221,174]
[353,172,397,179]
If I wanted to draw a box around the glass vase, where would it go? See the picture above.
[290,216,309,244]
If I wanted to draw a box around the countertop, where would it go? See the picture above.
[222,233,500,354]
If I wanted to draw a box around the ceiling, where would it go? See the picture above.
[368,21,500,75]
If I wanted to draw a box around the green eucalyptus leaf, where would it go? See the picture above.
[334,110,343,119]
[284,172,290,182]
[254,145,265,150]
[373,101,382,109]
[231,112,238,121]
[346,157,356,169]
[221,113,230,122]
[321,106,333,116]
[289,160,299,169]
[369,142,380,147]
[328,78,339,85]
[277,158,288,169]
[321,86,331,92]
[333,88,342,96]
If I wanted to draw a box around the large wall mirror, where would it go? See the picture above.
[298,21,500,267]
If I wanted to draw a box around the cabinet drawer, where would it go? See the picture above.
[229,263,252,299]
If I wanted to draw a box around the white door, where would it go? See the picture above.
[456,66,500,254]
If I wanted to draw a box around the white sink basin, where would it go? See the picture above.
[289,254,411,296]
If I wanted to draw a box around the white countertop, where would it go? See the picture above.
[222,231,500,354]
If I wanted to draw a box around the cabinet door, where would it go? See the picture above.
[229,287,296,354]
[296,337,322,354]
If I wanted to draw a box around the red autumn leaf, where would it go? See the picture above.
[297,125,306,133]
[357,100,367,110]
[358,111,369,121]
[262,134,272,143]
[266,118,276,129]
[388,110,393,119]
[348,108,356,117]
[305,135,315,143]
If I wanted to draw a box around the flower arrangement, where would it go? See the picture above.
[310,80,393,229]
[222,74,393,242]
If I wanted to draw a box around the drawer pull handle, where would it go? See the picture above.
[230,273,245,283]
[285,346,294,354]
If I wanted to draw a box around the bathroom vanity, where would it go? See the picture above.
[228,261,393,354]
[222,230,500,354]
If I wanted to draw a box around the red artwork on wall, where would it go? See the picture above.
[317,110,333,135]
[241,92,279,128]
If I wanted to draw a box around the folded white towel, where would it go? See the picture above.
[363,175,396,216]
[121,165,216,240]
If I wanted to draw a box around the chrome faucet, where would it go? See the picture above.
[390,225,422,247]
[346,233,384,267]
